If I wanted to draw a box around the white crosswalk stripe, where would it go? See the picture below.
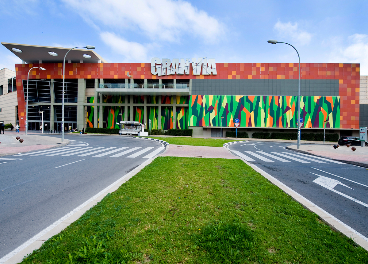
[79,147,117,157]
[10,145,163,160]
[143,147,165,159]
[244,151,274,162]
[110,147,141,157]
[256,151,291,162]
[230,150,255,161]
[294,152,345,164]
[270,152,310,163]
[127,147,154,158]
[280,152,327,163]
[93,147,129,157]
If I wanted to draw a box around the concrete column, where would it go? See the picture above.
[50,79,55,131]
[93,91,98,128]
[159,79,162,89]
[99,93,103,128]
[144,95,147,128]
[130,95,133,121]
[144,79,147,89]
[77,79,86,130]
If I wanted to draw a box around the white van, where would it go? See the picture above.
[117,121,148,136]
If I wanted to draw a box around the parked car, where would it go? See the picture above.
[338,136,362,146]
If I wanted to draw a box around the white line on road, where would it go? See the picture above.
[245,151,274,162]
[110,147,141,157]
[281,152,326,163]
[79,147,116,157]
[295,152,345,164]
[271,152,310,163]
[313,174,368,208]
[127,147,154,158]
[55,159,85,169]
[311,167,368,188]
[142,147,165,159]
[256,151,291,162]
[93,147,129,157]
[230,150,255,161]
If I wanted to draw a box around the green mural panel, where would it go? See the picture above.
[161,107,173,130]
[189,95,340,128]
[176,107,188,129]
[148,107,158,130]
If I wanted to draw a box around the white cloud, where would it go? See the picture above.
[274,21,312,45]
[100,32,149,62]
[62,0,224,43]
[327,34,368,75]
[0,53,22,72]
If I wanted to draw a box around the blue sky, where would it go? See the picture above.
[1,0,368,74]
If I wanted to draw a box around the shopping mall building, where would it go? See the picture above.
[1,42,367,137]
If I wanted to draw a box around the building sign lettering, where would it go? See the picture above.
[151,58,217,76]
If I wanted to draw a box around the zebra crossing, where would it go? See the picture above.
[231,150,344,164]
[12,145,165,159]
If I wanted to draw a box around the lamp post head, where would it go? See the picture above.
[40,67,46,70]
[267,40,278,44]
[84,45,95,49]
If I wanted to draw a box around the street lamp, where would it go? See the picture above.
[268,40,301,149]
[39,111,44,134]
[323,118,329,144]
[26,66,46,135]
[61,46,95,142]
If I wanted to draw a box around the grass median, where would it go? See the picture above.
[22,157,367,263]
[147,136,241,147]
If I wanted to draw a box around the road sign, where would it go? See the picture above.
[235,123,240,128]
[360,127,367,141]
[299,118,303,123]
[234,118,239,123]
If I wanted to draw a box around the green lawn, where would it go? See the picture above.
[22,157,367,263]
[147,136,242,147]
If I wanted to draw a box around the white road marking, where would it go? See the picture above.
[142,146,165,159]
[79,147,117,156]
[61,147,100,156]
[313,175,368,208]
[256,151,291,162]
[45,147,87,156]
[271,152,310,163]
[110,147,141,157]
[13,147,75,156]
[55,159,85,169]
[281,152,326,163]
[93,147,129,157]
[0,158,21,160]
[296,152,345,164]
[311,168,368,188]
[230,150,255,161]
[127,147,154,158]
[244,151,274,162]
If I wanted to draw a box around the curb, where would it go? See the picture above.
[133,136,170,148]
[285,146,368,168]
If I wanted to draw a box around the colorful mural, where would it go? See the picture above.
[176,107,188,129]
[103,95,125,104]
[161,96,173,104]
[177,96,189,104]
[103,106,124,129]
[148,107,159,130]
[161,107,173,130]
[86,97,94,128]
[189,95,340,128]
[134,106,144,123]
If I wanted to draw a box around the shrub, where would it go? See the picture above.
[226,131,249,138]
[165,129,193,136]
[252,132,270,139]
[149,129,165,135]
[4,123,13,129]
[85,128,119,134]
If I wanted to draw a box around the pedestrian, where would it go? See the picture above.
[15,124,20,133]
[0,123,4,134]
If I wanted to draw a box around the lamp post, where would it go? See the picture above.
[62,46,95,142]
[26,67,46,135]
[268,40,301,149]
[39,111,44,134]
[323,118,329,144]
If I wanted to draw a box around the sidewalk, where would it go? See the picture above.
[0,131,69,156]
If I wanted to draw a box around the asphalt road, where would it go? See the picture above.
[229,140,368,238]
[0,135,165,259]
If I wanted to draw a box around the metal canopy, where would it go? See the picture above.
[1,42,106,64]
